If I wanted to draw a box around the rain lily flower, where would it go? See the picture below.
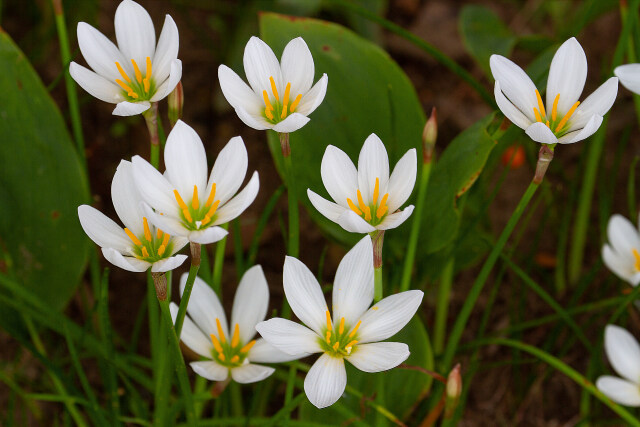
[596,325,640,406]
[132,120,259,244]
[602,214,640,286]
[491,37,618,144]
[78,160,188,272]
[256,236,423,408]
[170,267,300,383]
[218,36,328,133]
[615,64,640,94]
[307,134,416,233]
[69,0,181,116]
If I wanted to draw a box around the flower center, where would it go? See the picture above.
[262,76,302,123]
[124,217,173,262]
[114,57,155,101]
[346,177,389,226]
[632,249,640,272]
[321,310,361,357]
[173,184,221,230]
[209,319,256,367]
[532,89,580,136]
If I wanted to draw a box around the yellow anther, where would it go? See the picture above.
[210,334,223,353]
[157,228,163,239]
[325,330,331,344]
[231,324,240,348]
[345,339,358,349]
[216,318,226,343]
[262,90,274,111]
[240,340,256,353]
[157,245,166,256]
[230,355,240,364]
[192,185,199,210]
[633,249,640,271]
[115,79,134,93]
[281,104,288,120]
[124,228,142,246]
[332,342,340,351]
[555,101,580,133]
[174,190,193,223]
[533,107,542,123]
[347,198,363,216]
[546,120,550,127]
[200,216,211,226]
[551,94,560,121]
[204,200,220,221]
[325,310,332,331]
[535,89,546,119]
[131,58,143,83]
[348,320,361,338]
[162,233,170,248]
[141,247,149,258]
[265,108,274,120]
[373,178,380,205]
[269,76,279,100]
[129,92,139,99]
[143,217,152,242]
[144,79,150,93]
[218,353,226,362]
[205,184,217,208]
[376,194,389,219]
[338,317,345,335]
[356,190,368,215]
[115,62,131,83]
[363,205,372,222]
[143,56,152,92]
[290,94,302,112]
[281,82,291,119]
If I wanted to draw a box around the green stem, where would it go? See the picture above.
[434,258,454,354]
[374,267,383,303]
[143,103,160,168]
[97,269,120,425]
[281,133,299,257]
[372,230,385,302]
[212,225,228,297]
[283,364,297,424]
[174,243,201,338]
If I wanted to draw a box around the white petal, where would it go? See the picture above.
[102,248,150,272]
[151,59,182,101]
[377,206,414,231]
[569,77,618,130]
[114,0,156,68]
[168,236,189,255]
[489,54,538,122]
[76,22,128,81]
[307,189,347,222]
[190,361,228,382]
[69,62,122,104]
[112,101,150,116]
[170,303,213,358]
[77,205,131,252]
[295,74,328,116]
[557,114,602,144]
[321,145,358,207]
[281,37,314,96]
[243,36,283,100]
[255,318,322,356]
[525,122,558,144]
[207,136,248,205]
[332,236,374,327]
[272,113,310,133]
[546,38,587,114]
[231,363,274,384]
[132,155,178,215]
[231,265,269,344]
[111,160,144,234]
[153,15,179,84]
[607,214,640,259]
[358,134,389,204]
[602,244,639,286]
[141,203,186,236]
[188,227,228,244]
[213,172,259,225]
[304,353,346,409]
[218,65,262,114]
[605,324,640,383]
[151,254,187,272]
[283,256,328,335]
[164,120,208,199]
[386,149,417,212]
[235,105,272,131]
[357,290,424,343]
[336,210,376,233]
[596,376,640,406]
[494,81,532,129]
[346,342,409,373]
[248,338,306,363]
[180,274,228,339]
[615,64,640,94]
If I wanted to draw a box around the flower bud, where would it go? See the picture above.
[444,363,461,419]
[422,107,437,164]
[168,81,184,127]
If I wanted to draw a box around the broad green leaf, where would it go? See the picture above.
[459,5,516,77]
[0,30,89,310]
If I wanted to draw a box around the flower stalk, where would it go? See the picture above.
[280,132,299,258]
[173,242,201,337]
[143,102,160,168]
[371,230,385,302]
[533,144,554,185]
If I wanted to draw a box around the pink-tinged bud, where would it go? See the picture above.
[444,363,462,419]
[422,107,437,164]
[168,81,184,127]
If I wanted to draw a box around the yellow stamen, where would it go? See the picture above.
[157,245,166,256]
[230,355,240,364]
[143,56,152,92]
[269,76,279,100]
[363,205,371,222]
[345,339,358,349]
[141,247,149,258]
[157,228,163,239]
[551,94,560,121]
[338,317,345,335]
[240,340,256,353]
[533,107,542,123]
[162,233,170,248]
[115,79,134,93]
[376,194,389,219]
[555,101,580,133]
[216,318,226,343]
[129,92,139,99]
[115,62,131,83]
[332,342,339,351]
[281,82,291,119]
[356,190,368,215]
[174,190,193,223]
[348,320,361,338]
[535,89,546,119]
[546,120,550,127]
[290,94,302,112]
[204,200,220,221]
[205,184,217,208]
[144,79,150,93]
[131,58,143,83]
[231,324,240,348]
[325,330,331,344]
[218,353,226,362]
[265,109,274,120]
[281,104,288,120]
[373,178,380,205]
[262,90,274,111]
[143,217,152,242]
[210,334,223,353]
[192,185,199,210]
[325,310,332,330]
[124,228,142,246]
[347,198,363,216]
[633,249,640,271]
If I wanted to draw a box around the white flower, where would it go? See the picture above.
[170,266,300,384]
[615,64,640,94]
[132,120,259,245]
[78,160,188,273]
[307,134,416,234]
[69,0,182,116]
[602,213,640,286]
[256,236,423,408]
[596,325,640,406]
[491,37,618,144]
[218,36,328,133]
